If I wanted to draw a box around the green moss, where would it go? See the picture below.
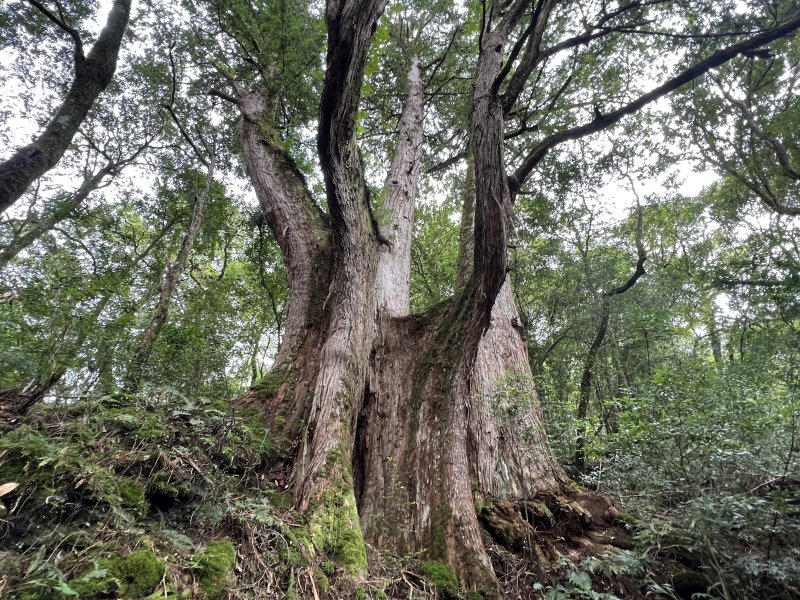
[355,586,367,599]
[532,500,553,522]
[308,485,368,576]
[70,563,115,597]
[110,549,165,597]
[474,497,486,514]
[269,489,293,510]
[314,566,330,592]
[320,560,336,575]
[282,525,314,567]
[287,571,298,600]
[72,549,165,598]
[430,505,453,559]
[254,367,290,397]
[192,539,236,600]
[118,478,146,512]
[421,561,460,599]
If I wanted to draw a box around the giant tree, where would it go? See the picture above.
[201,0,800,592]
[4,0,800,594]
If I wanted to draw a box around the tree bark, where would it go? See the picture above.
[0,0,132,212]
[234,0,610,591]
[375,56,424,317]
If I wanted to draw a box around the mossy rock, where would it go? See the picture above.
[71,549,165,598]
[192,539,236,600]
[421,560,460,599]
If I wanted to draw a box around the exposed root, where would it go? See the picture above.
[478,489,641,599]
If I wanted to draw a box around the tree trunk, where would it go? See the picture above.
[575,302,610,473]
[123,162,214,391]
[0,0,132,212]
[233,0,598,593]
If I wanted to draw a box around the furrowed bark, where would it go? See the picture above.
[456,150,476,286]
[375,56,424,317]
[289,0,388,575]
[238,92,331,370]
[469,277,566,498]
[358,4,539,591]
[387,3,562,586]
[0,0,132,213]
[123,161,215,391]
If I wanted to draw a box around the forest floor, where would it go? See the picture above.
[0,392,795,599]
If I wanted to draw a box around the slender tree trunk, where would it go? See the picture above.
[575,302,610,473]
[705,295,724,366]
[0,0,132,212]
[123,162,214,391]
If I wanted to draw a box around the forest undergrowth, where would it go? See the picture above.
[1,376,796,599]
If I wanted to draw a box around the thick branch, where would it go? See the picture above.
[317,0,389,233]
[512,16,800,190]
[499,0,557,112]
[238,92,330,364]
[0,0,132,212]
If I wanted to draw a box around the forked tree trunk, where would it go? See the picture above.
[233,0,576,594]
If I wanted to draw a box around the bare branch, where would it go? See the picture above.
[23,0,84,59]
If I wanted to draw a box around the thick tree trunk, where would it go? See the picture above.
[235,0,580,593]
[0,0,132,212]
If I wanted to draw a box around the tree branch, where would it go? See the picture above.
[0,0,132,212]
[512,15,800,190]
[23,0,84,59]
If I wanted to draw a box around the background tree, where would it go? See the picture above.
[0,0,132,211]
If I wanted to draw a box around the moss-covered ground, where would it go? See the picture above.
[0,390,718,600]
[0,391,273,599]
[0,392,444,599]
